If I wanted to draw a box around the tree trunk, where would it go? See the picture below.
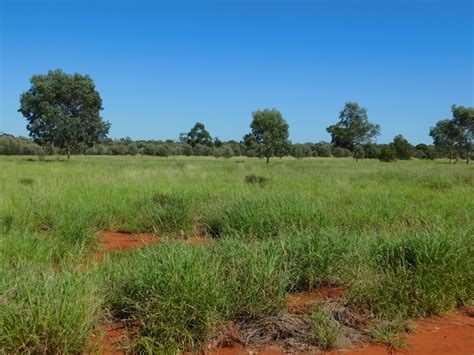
[266,156,270,164]
[66,145,71,160]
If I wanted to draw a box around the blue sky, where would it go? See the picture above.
[1,0,473,144]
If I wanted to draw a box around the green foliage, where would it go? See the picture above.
[353,145,365,160]
[18,69,110,159]
[350,232,474,318]
[430,119,463,162]
[326,102,380,150]
[0,265,101,354]
[368,318,412,348]
[1,156,473,352]
[392,135,412,160]
[379,145,397,162]
[452,105,474,163]
[305,306,342,350]
[362,143,381,159]
[247,108,290,163]
[182,122,213,147]
[102,243,229,352]
[0,134,44,155]
[332,147,352,158]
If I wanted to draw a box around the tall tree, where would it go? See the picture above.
[392,135,413,160]
[429,119,464,163]
[452,105,474,164]
[18,69,110,159]
[247,108,290,163]
[184,122,213,147]
[326,102,380,161]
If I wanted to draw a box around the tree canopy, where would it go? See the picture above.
[430,105,473,164]
[182,122,213,147]
[452,105,474,164]
[392,135,412,160]
[429,119,464,163]
[326,102,380,151]
[247,108,290,163]
[18,69,110,159]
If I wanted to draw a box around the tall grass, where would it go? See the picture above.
[0,156,472,352]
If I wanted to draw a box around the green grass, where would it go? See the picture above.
[0,156,473,352]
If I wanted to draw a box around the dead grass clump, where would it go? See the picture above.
[227,300,367,352]
[238,311,312,351]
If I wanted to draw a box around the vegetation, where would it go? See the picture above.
[18,70,110,159]
[180,122,214,147]
[247,108,290,163]
[430,105,474,164]
[1,156,472,353]
[326,102,380,161]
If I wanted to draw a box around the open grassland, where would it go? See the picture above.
[1,156,473,353]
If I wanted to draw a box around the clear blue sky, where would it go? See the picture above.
[1,0,473,144]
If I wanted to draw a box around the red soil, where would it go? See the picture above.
[95,231,159,257]
[92,322,127,355]
[335,309,474,355]
[286,286,348,313]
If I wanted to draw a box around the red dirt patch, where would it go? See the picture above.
[97,322,126,355]
[286,286,348,313]
[333,309,474,355]
[97,231,159,254]
[95,231,212,259]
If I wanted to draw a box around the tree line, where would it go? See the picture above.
[3,69,473,163]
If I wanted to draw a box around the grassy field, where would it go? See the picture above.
[1,156,473,353]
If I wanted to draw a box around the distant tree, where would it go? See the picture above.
[362,143,380,159]
[184,122,213,147]
[242,133,259,157]
[221,146,234,159]
[193,143,212,156]
[226,140,242,156]
[379,145,397,162]
[326,102,380,158]
[429,118,464,164]
[392,135,412,160]
[452,105,474,164]
[156,145,170,157]
[247,108,290,163]
[18,69,110,159]
[316,143,333,157]
[353,145,365,161]
[332,146,352,158]
[181,144,193,156]
[292,144,305,159]
[213,137,223,148]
